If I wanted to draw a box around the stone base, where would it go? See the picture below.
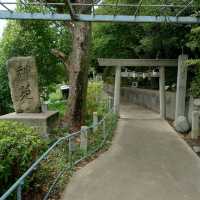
[0,111,59,137]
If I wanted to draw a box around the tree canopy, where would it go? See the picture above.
[0,18,71,113]
[92,0,199,90]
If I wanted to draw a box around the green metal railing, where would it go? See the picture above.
[0,97,116,200]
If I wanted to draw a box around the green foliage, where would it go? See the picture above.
[86,81,109,124]
[0,60,12,114]
[191,75,200,98]
[92,0,194,88]
[187,26,200,58]
[93,0,192,59]
[0,121,47,195]
[0,12,72,113]
[0,81,117,198]
[186,25,200,97]
[29,141,70,199]
[47,81,109,121]
[69,112,117,174]
[187,59,200,98]
[87,112,117,154]
[47,85,68,117]
[48,101,68,117]
[48,85,63,102]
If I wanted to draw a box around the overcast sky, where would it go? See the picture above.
[0,1,16,38]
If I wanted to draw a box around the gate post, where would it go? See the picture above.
[175,55,188,121]
[159,66,166,119]
[114,65,121,114]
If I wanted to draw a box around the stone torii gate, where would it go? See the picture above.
[98,55,188,121]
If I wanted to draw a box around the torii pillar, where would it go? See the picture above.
[175,54,188,121]
[98,58,179,118]
[114,65,121,114]
[159,66,166,119]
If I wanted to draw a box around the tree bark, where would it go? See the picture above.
[68,22,91,131]
[45,0,92,131]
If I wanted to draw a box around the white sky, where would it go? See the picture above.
[0,1,16,38]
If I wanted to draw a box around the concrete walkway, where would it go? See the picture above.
[61,104,200,200]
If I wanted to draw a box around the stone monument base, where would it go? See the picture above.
[0,111,59,137]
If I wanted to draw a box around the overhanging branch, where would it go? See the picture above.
[51,49,69,69]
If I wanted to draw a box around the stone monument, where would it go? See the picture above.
[7,57,41,113]
[0,57,59,137]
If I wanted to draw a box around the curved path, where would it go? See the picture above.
[61,104,200,200]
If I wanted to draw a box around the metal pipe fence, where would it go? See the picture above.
[0,96,116,200]
[0,1,199,23]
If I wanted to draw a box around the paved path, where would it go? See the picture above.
[61,104,200,200]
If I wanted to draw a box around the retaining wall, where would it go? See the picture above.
[105,84,192,121]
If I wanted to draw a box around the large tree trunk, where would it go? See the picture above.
[47,0,92,131]
[68,22,91,131]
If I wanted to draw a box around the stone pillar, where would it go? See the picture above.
[114,66,121,114]
[108,96,112,111]
[103,120,107,140]
[175,55,188,121]
[7,57,41,113]
[159,66,166,119]
[192,111,200,139]
[80,126,88,155]
[191,99,200,139]
[93,112,98,132]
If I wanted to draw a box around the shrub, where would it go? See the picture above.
[0,121,48,195]
[48,100,68,117]
[47,81,109,123]
[187,59,200,98]
[48,85,63,102]
[86,81,108,124]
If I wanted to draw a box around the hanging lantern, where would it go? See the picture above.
[132,71,136,78]
[152,69,157,76]
[153,69,160,77]
[143,72,148,79]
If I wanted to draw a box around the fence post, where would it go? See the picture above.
[68,136,74,167]
[17,181,23,200]
[103,119,106,140]
[80,126,88,156]
[108,96,112,111]
[41,102,48,112]
[93,112,98,132]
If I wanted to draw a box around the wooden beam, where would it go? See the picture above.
[98,58,178,67]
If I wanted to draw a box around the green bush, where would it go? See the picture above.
[48,100,68,117]
[0,121,48,195]
[187,60,200,98]
[47,81,109,123]
[48,85,63,102]
[191,73,200,98]
[86,81,108,124]
[47,84,68,117]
